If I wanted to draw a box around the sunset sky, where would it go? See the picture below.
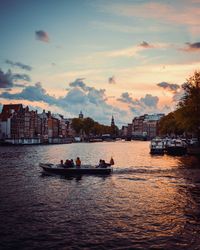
[0,0,200,125]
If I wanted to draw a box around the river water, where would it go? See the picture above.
[0,141,200,250]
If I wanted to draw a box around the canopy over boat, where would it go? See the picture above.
[40,163,113,175]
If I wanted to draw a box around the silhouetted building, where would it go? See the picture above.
[79,111,84,119]
[111,115,115,127]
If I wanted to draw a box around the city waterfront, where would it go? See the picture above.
[0,141,200,249]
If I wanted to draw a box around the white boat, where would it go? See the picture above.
[40,163,113,175]
[150,138,165,155]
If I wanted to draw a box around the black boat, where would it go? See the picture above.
[166,139,187,156]
[40,163,113,175]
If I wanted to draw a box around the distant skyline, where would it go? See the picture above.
[1,0,200,125]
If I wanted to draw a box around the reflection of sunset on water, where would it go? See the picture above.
[0,141,200,249]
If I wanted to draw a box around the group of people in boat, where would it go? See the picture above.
[59,157,114,168]
[60,157,81,168]
[97,158,114,168]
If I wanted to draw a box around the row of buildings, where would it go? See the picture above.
[0,103,165,144]
[121,113,164,140]
[0,104,76,144]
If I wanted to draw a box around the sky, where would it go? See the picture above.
[0,0,200,126]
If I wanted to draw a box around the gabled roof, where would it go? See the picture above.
[2,104,23,114]
[0,104,23,121]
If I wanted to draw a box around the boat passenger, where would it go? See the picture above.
[65,159,71,168]
[60,160,64,167]
[76,157,81,168]
[98,159,103,168]
[110,157,114,165]
[102,160,108,168]
[70,159,75,168]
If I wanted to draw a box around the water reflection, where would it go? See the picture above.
[0,141,200,249]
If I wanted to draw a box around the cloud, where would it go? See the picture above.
[172,83,186,102]
[118,92,160,116]
[0,69,30,89]
[63,87,87,104]
[117,92,133,104]
[181,42,200,52]
[35,30,49,43]
[0,82,56,104]
[5,60,32,71]
[90,42,169,60]
[139,41,154,48]
[69,78,87,90]
[108,76,116,84]
[157,81,180,93]
[0,79,127,125]
[140,94,159,107]
[103,2,200,30]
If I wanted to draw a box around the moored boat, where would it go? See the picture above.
[40,163,113,175]
[150,138,165,155]
[166,139,187,156]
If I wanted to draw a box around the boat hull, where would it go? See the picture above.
[150,148,164,155]
[40,164,112,175]
[166,146,187,156]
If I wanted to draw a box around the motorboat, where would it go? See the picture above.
[166,139,187,156]
[150,138,165,155]
[40,163,113,175]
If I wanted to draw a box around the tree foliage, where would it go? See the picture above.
[158,112,183,135]
[159,70,200,142]
[177,71,200,139]
[71,117,118,137]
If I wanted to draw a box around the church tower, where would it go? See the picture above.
[111,115,115,127]
[79,111,84,119]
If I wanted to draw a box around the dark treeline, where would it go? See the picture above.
[71,117,119,137]
[159,70,200,144]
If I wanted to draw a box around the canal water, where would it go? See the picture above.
[0,141,200,249]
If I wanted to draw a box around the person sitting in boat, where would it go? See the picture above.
[64,159,71,168]
[110,157,114,165]
[70,159,75,168]
[98,159,103,168]
[99,159,108,168]
[60,160,64,167]
[75,157,81,168]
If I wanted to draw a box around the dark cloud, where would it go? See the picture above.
[13,73,31,82]
[69,78,86,90]
[118,92,160,116]
[0,83,57,104]
[0,69,30,89]
[5,60,32,71]
[35,30,49,43]
[139,41,153,48]
[181,42,200,52]
[117,92,133,104]
[157,81,180,93]
[108,76,116,84]
[140,94,159,107]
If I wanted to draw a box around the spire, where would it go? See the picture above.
[79,111,83,119]
[111,115,115,126]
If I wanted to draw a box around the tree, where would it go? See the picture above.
[71,118,84,134]
[177,70,200,142]
[83,117,95,135]
[158,111,183,136]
